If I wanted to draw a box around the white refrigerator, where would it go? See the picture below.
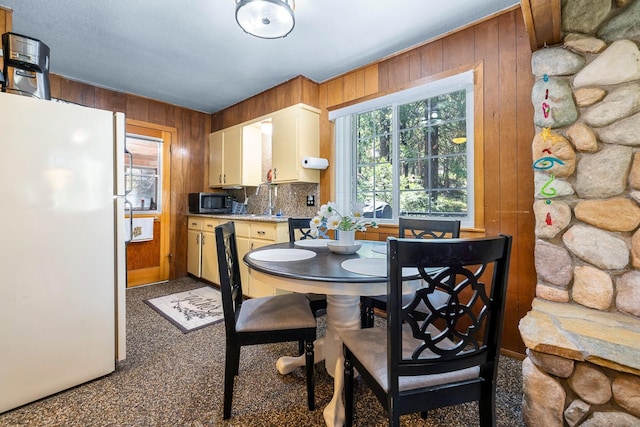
[0,92,127,413]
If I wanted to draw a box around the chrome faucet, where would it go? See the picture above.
[256,182,275,216]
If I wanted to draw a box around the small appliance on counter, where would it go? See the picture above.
[189,192,234,214]
[1,32,50,100]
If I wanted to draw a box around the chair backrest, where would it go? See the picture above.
[215,221,244,339]
[288,217,315,242]
[398,217,461,239]
[386,235,512,394]
[288,216,330,241]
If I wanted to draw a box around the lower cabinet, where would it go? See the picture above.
[234,221,252,292]
[235,220,289,297]
[187,217,220,284]
[187,216,288,297]
[187,224,202,277]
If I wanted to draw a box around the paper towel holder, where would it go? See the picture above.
[301,157,329,170]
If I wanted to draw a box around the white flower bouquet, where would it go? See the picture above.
[310,202,378,237]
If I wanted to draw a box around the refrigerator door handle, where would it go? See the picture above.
[124,148,133,196]
[124,199,133,244]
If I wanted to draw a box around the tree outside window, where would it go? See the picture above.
[354,89,470,220]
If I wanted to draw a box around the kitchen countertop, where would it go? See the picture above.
[188,213,289,223]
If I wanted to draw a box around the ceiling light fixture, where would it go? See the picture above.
[235,0,295,39]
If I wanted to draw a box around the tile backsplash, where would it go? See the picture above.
[227,183,319,218]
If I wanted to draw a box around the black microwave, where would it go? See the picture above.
[189,193,233,214]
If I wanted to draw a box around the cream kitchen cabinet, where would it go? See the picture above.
[208,103,321,187]
[187,217,203,276]
[234,221,252,294]
[271,104,320,184]
[234,220,289,298]
[208,125,261,188]
[187,216,288,297]
[187,216,220,284]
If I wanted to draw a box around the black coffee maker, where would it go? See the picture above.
[1,32,50,100]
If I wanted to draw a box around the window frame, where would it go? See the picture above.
[331,70,478,228]
[125,133,163,214]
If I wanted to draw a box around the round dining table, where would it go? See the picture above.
[243,239,421,427]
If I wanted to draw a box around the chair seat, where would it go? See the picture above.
[341,325,479,393]
[237,293,317,333]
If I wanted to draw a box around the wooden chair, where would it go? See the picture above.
[215,221,317,419]
[288,217,328,318]
[360,218,461,328]
[342,235,512,426]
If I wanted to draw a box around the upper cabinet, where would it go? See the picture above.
[208,124,261,188]
[208,103,320,188]
[271,104,320,184]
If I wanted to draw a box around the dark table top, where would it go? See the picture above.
[243,240,389,283]
[243,240,428,297]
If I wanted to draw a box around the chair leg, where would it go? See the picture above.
[389,410,401,427]
[223,344,240,419]
[478,389,497,427]
[344,349,354,427]
[305,340,315,411]
[298,339,304,356]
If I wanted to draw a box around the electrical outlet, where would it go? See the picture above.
[306,195,315,206]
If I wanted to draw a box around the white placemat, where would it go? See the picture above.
[294,239,336,248]
[371,244,387,254]
[249,248,316,262]
[341,258,386,276]
[341,258,420,277]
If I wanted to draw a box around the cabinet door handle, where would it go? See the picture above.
[223,174,226,183]
[219,174,222,183]
[250,242,254,250]
[201,234,205,245]
[196,234,200,244]
[273,168,277,180]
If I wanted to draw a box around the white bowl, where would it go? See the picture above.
[327,242,362,255]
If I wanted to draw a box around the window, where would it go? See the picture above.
[331,71,475,227]
[125,134,163,212]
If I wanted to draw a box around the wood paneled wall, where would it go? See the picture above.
[211,75,320,131]
[0,6,11,72]
[49,75,211,280]
[0,6,10,34]
[316,8,536,354]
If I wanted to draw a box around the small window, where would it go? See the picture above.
[125,134,162,212]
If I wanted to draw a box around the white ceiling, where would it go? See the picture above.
[1,0,519,114]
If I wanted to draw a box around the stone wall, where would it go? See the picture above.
[519,0,640,425]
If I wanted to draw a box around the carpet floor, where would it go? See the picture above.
[0,277,525,427]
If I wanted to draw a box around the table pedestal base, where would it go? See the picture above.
[275,294,361,427]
